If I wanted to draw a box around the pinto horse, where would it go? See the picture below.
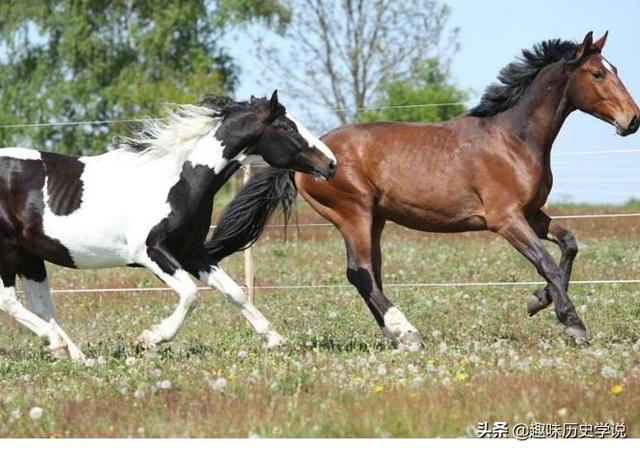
[207,32,639,348]
[0,91,337,360]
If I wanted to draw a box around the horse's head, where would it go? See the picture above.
[212,91,336,180]
[567,31,640,136]
[249,90,336,180]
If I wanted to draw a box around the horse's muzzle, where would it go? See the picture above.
[325,160,337,180]
[625,115,640,136]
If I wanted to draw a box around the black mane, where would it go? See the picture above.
[200,94,248,117]
[469,39,580,117]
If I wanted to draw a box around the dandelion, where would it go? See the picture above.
[601,365,618,379]
[456,371,468,382]
[373,385,384,393]
[210,377,227,392]
[237,350,247,360]
[97,356,106,365]
[10,409,20,421]
[84,358,96,367]
[611,384,624,395]
[377,364,387,376]
[557,407,568,417]
[125,357,136,367]
[29,407,43,420]
[158,380,172,390]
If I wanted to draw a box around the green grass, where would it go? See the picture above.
[0,207,639,437]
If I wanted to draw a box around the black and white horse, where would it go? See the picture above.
[0,91,337,361]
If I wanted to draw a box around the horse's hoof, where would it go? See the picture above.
[397,330,424,351]
[527,293,551,317]
[561,326,589,346]
[49,345,70,360]
[265,333,287,349]
[135,329,159,351]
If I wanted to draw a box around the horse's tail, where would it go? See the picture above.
[204,168,297,263]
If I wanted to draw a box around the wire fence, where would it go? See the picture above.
[2,103,639,296]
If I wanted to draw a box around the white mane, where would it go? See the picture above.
[119,104,222,161]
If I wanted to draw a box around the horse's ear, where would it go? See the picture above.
[568,31,593,69]
[593,31,608,52]
[250,95,259,104]
[269,90,279,114]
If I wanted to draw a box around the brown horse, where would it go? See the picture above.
[206,32,639,348]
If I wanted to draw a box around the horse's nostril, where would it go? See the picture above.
[328,161,337,171]
[629,115,640,133]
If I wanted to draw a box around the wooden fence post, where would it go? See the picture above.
[243,165,255,303]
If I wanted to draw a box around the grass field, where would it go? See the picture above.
[0,201,639,438]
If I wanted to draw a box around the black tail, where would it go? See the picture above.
[204,167,297,263]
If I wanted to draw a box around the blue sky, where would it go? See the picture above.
[229,0,640,204]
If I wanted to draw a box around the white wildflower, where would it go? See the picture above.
[600,365,618,379]
[158,380,172,390]
[29,407,43,420]
[210,377,227,392]
[125,357,136,366]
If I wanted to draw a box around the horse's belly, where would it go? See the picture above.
[377,190,486,233]
[41,212,130,268]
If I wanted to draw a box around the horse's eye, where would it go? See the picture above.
[592,71,604,80]
[286,126,295,133]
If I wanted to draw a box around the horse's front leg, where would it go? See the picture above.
[183,251,286,348]
[136,245,200,348]
[491,213,587,343]
[526,211,579,316]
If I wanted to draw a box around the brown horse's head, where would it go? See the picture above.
[567,31,640,136]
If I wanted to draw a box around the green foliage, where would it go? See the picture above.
[359,59,468,124]
[0,0,288,155]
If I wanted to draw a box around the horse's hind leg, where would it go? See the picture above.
[16,251,84,359]
[526,211,578,316]
[18,251,56,321]
[491,214,587,343]
[0,248,84,360]
[307,195,421,347]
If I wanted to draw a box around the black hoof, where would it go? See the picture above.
[527,290,552,316]
[560,326,589,346]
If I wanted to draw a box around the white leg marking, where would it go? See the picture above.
[137,266,200,346]
[0,287,84,361]
[200,266,286,348]
[381,307,422,348]
[21,277,56,321]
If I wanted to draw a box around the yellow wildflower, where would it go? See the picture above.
[611,384,624,395]
[352,376,363,383]
[374,385,384,393]
[456,371,468,382]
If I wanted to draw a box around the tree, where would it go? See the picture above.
[0,0,289,155]
[359,59,467,123]
[255,0,460,126]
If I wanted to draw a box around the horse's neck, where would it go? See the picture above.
[504,63,575,157]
